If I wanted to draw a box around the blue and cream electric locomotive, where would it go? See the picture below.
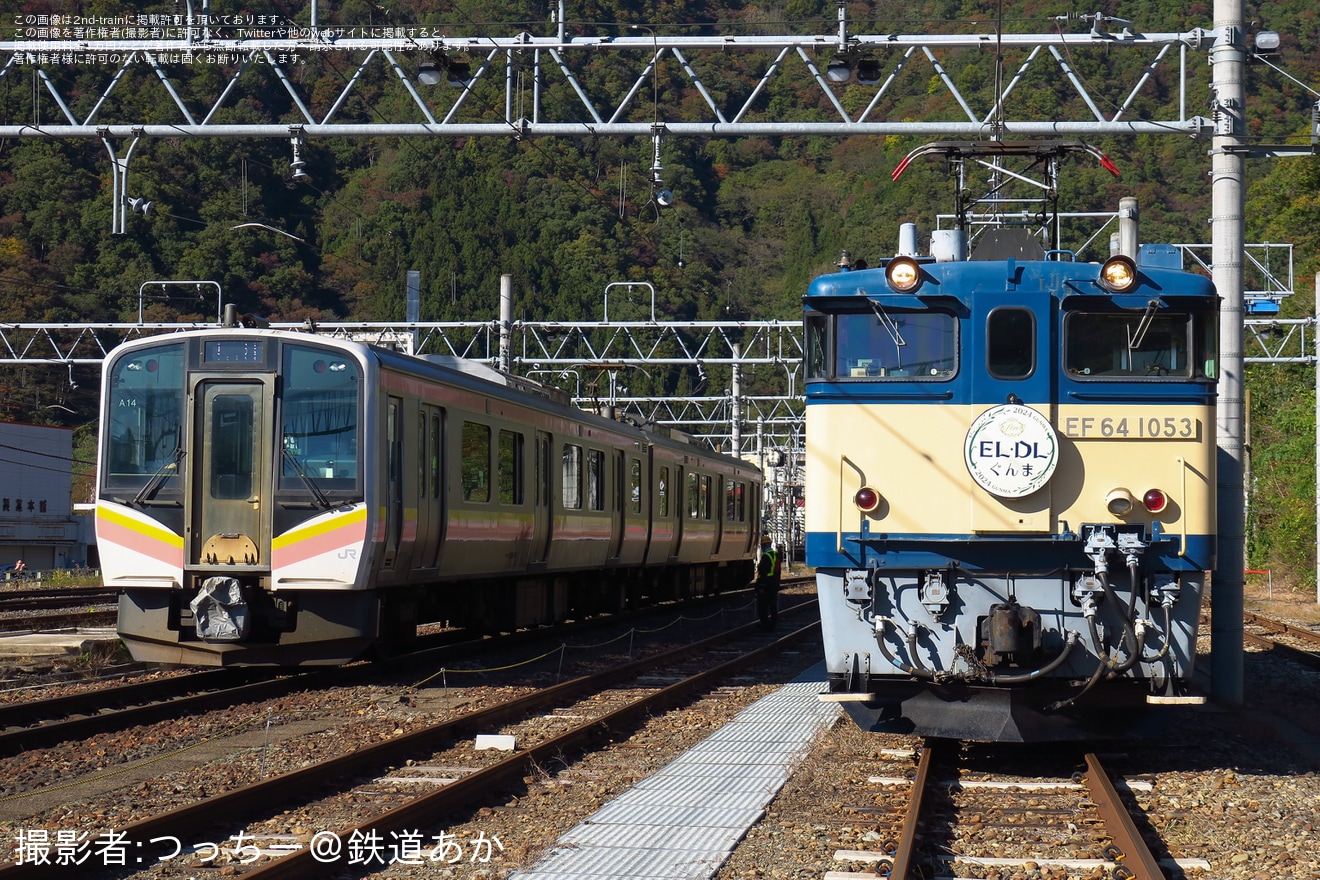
[807,142,1217,741]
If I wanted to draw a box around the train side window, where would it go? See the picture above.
[805,312,827,380]
[702,476,712,519]
[726,481,738,520]
[498,430,524,505]
[630,459,642,514]
[586,449,604,510]
[461,421,491,502]
[562,444,582,510]
[987,307,1035,379]
[1194,312,1218,379]
[834,309,956,379]
[658,467,670,517]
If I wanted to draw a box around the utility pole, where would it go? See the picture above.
[1211,0,1246,708]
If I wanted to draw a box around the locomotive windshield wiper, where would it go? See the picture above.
[131,447,184,506]
[282,448,334,509]
[870,301,907,348]
[1125,299,1162,351]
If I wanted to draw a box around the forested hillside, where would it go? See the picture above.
[2,0,1319,591]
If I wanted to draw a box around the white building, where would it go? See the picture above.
[0,422,87,570]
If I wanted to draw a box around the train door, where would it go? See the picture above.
[531,430,552,564]
[415,404,445,569]
[971,297,1054,532]
[609,449,626,560]
[383,397,403,569]
[189,379,273,568]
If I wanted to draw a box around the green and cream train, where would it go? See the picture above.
[97,320,761,666]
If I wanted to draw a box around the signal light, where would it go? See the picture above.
[854,486,881,513]
[1143,488,1168,514]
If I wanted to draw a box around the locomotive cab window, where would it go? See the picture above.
[833,308,956,379]
[1066,311,1216,380]
[987,308,1035,379]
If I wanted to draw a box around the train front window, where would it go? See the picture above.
[279,345,362,490]
[105,343,186,486]
[1066,312,1210,380]
[987,308,1035,379]
[210,395,255,500]
[833,309,956,379]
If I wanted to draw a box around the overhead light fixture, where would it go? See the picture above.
[417,58,443,85]
[855,56,882,85]
[446,57,472,87]
[825,55,852,83]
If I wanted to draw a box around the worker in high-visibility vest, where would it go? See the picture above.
[756,536,781,630]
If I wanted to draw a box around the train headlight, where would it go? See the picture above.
[1105,488,1135,516]
[1143,488,1169,514]
[1098,255,1138,293]
[886,257,922,292]
[854,486,882,513]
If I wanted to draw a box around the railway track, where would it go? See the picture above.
[0,589,809,757]
[827,741,1210,880]
[0,587,118,612]
[0,602,820,879]
[0,587,119,633]
[1243,610,1320,671]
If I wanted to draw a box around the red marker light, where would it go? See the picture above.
[313,360,327,373]
[854,487,880,513]
[145,359,158,373]
[1143,489,1168,514]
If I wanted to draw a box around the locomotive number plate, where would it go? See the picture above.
[1061,415,1202,440]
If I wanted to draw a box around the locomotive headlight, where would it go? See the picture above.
[1098,255,1138,293]
[854,486,882,513]
[1105,487,1136,516]
[886,257,922,292]
[1143,488,1169,514]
